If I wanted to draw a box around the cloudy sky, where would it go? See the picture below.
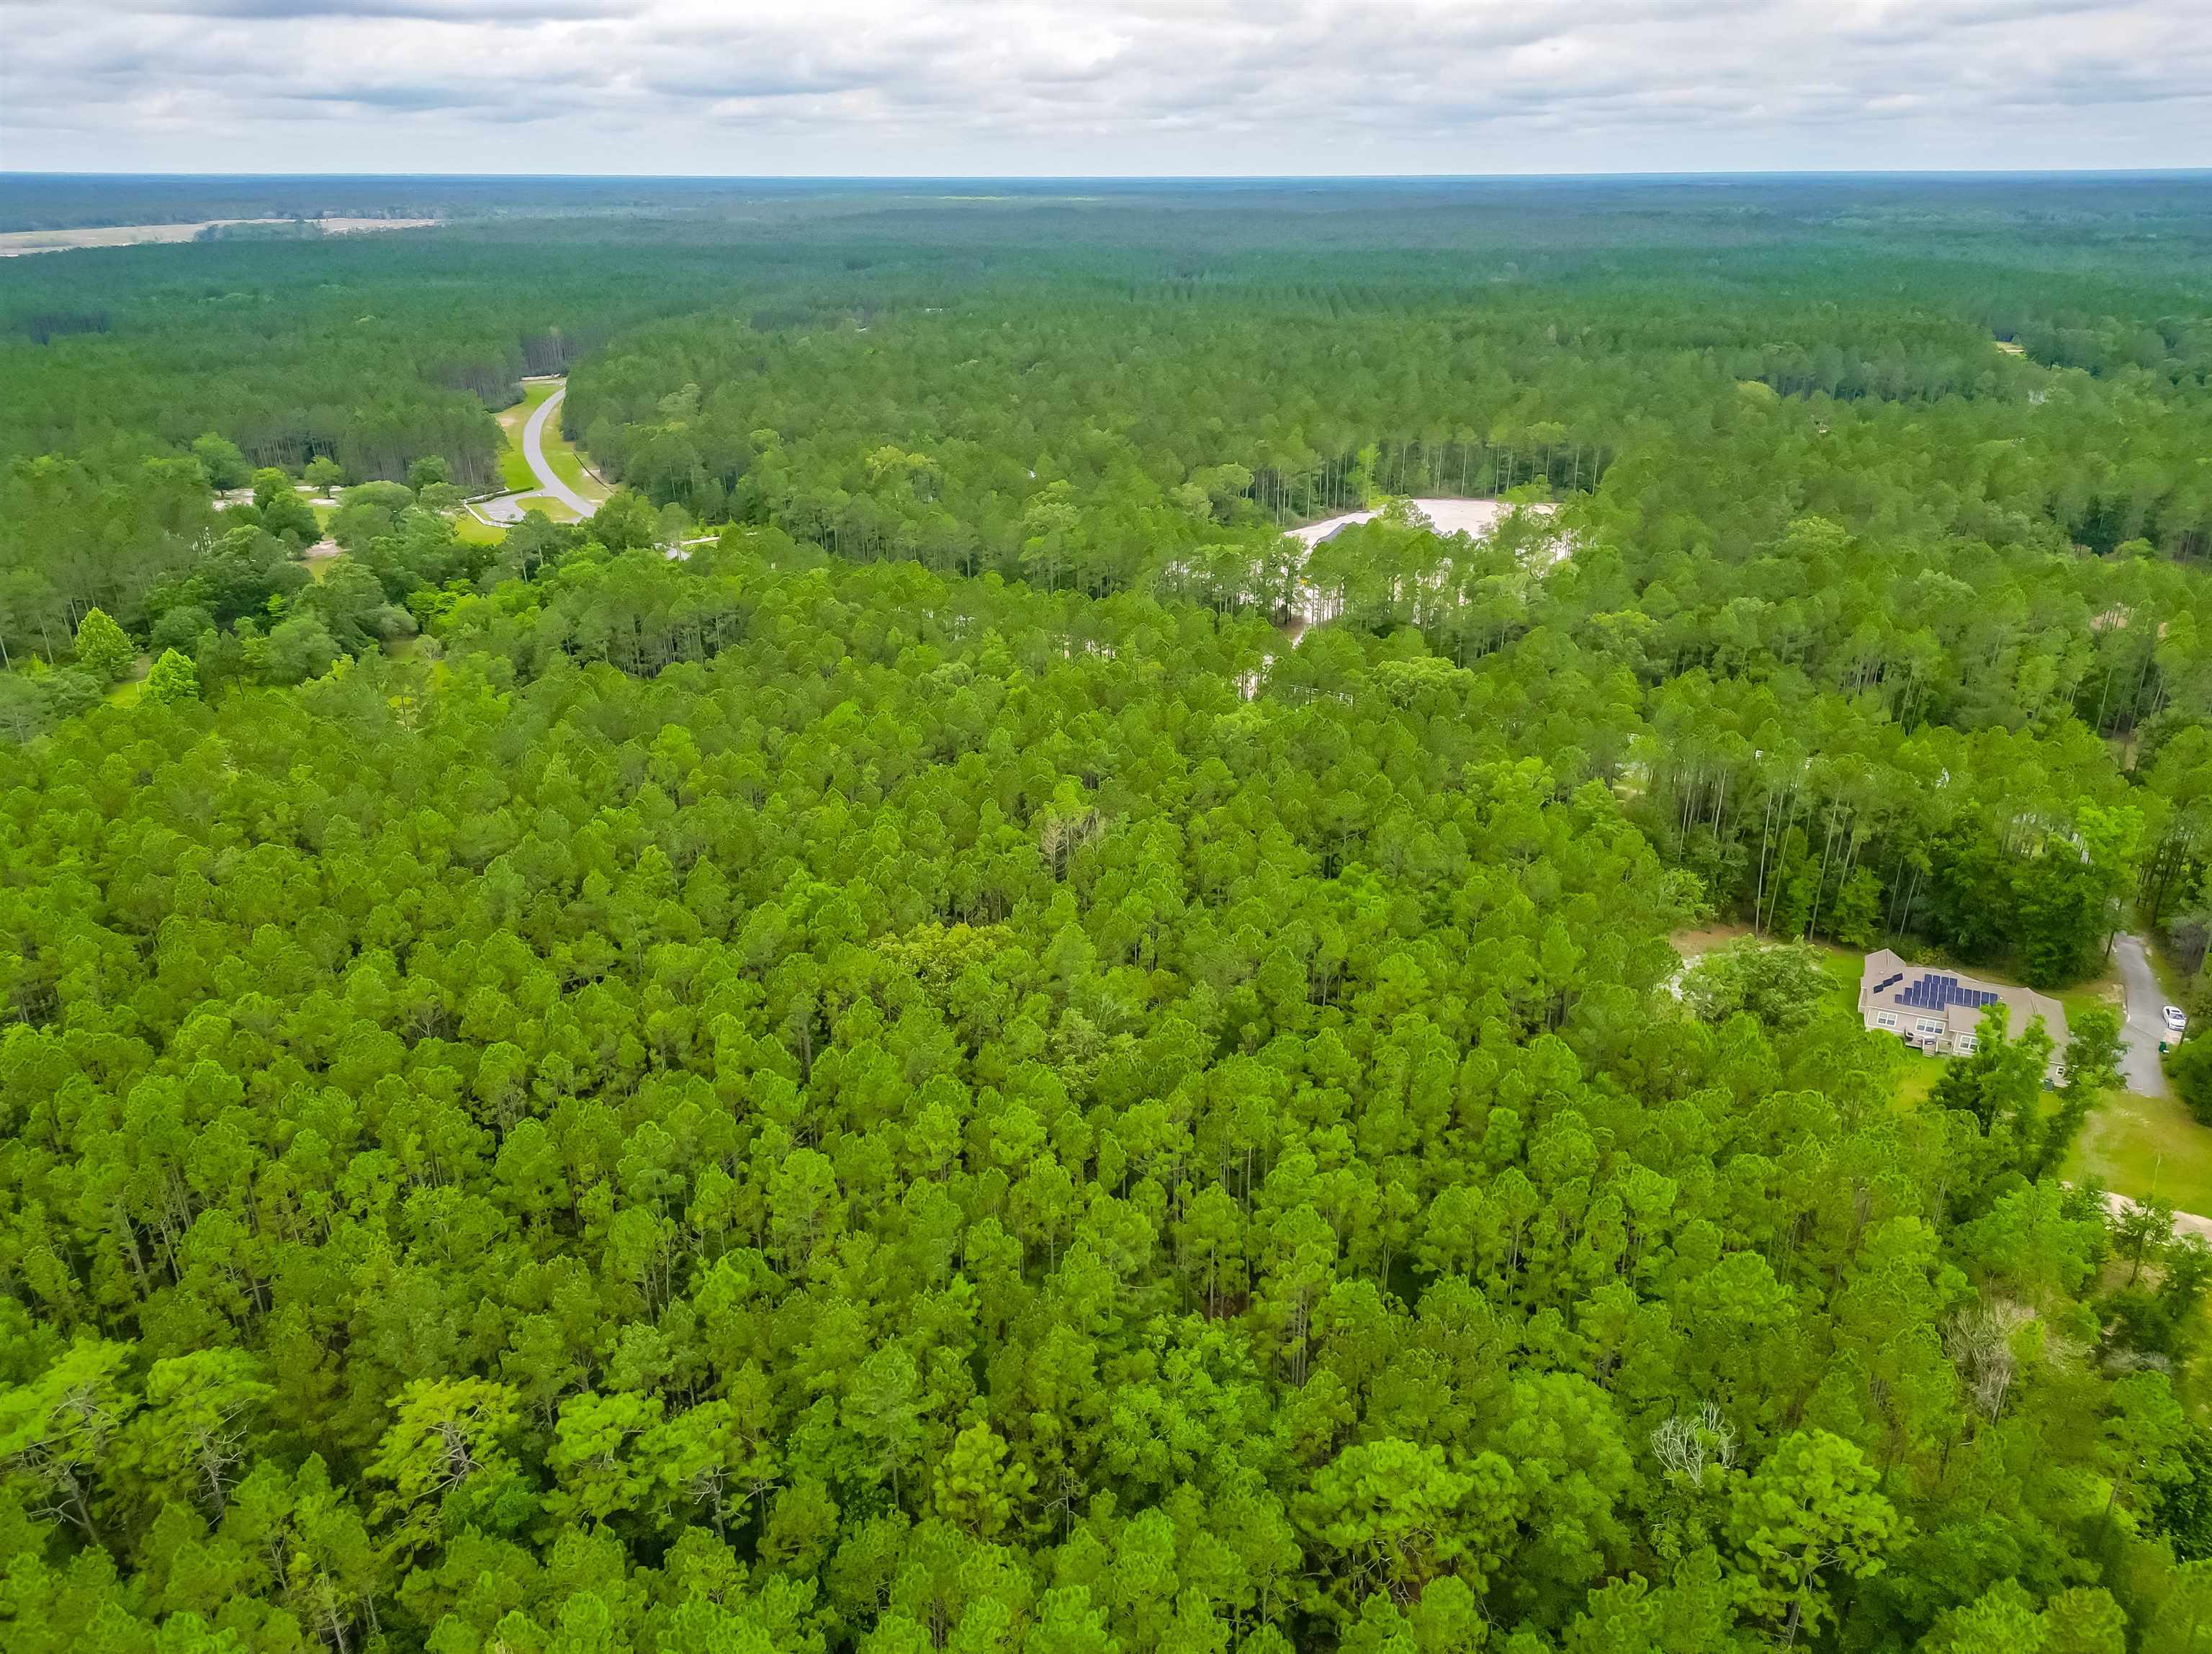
[6,0,2208,176]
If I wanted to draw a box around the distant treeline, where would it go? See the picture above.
[2,174,2211,675]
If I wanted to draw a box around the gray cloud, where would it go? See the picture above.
[112,0,637,17]
[3,0,2206,172]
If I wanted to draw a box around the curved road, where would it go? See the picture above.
[2113,932,2172,1098]
[521,382,598,519]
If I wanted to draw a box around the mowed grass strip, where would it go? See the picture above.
[539,395,611,503]
[495,382,556,494]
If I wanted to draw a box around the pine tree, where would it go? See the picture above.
[73,607,135,683]
[143,647,200,704]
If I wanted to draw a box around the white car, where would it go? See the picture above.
[2163,1004,2188,1034]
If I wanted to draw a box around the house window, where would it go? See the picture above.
[1876,1012,1898,1029]
[1956,1035,1977,1053]
[1917,1020,1943,1037]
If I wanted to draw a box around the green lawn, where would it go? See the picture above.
[492,379,606,503]
[2069,1086,2212,1218]
[454,511,508,547]
[1894,1052,1951,1107]
[2056,975,2127,1030]
[537,405,611,504]
[506,379,561,422]
[495,383,554,494]
[1812,946,1862,1012]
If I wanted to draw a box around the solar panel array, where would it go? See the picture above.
[1892,973,2000,1013]
[1869,971,1905,995]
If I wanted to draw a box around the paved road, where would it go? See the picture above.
[2113,932,2172,1097]
[521,382,598,519]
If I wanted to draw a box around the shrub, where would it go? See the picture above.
[2168,1035,2212,1126]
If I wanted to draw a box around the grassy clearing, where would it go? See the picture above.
[1893,1053,1950,1107]
[1812,947,1862,1012]
[2070,1087,2212,1217]
[505,379,561,424]
[2033,950,2127,1030]
[2057,980,2126,1028]
[454,512,508,547]
[495,382,556,494]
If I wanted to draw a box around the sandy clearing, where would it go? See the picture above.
[1290,497,1557,548]
[1669,922,1759,959]
[0,217,439,256]
[2100,1188,2212,1243]
[1273,496,1573,637]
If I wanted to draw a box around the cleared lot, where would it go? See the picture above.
[0,217,438,256]
[1290,496,1558,547]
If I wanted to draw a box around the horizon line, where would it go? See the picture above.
[6,167,2211,184]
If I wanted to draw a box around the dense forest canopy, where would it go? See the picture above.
[4,176,2212,1654]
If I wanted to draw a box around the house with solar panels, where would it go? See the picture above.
[1857,948,2068,1082]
